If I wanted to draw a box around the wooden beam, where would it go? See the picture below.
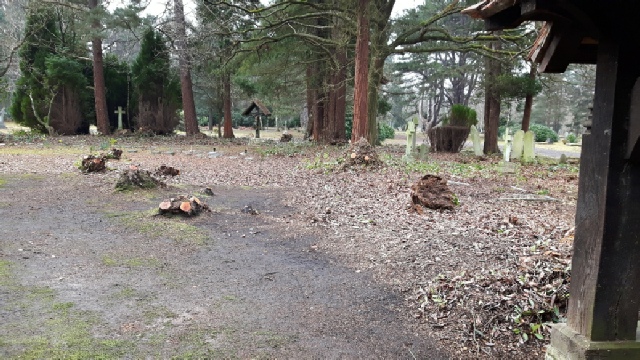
[568,39,640,341]
[537,25,583,73]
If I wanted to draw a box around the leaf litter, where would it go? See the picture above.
[0,137,578,359]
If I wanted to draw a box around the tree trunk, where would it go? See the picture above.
[334,47,347,142]
[174,0,199,135]
[351,0,370,142]
[88,0,109,135]
[305,65,314,139]
[483,39,502,154]
[366,56,385,145]
[222,72,234,138]
[521,63,537,132]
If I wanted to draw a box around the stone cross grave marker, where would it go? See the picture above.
[114,106,126,130]
[405,117,419,159]
[503,128,512,162]
[470,125,483,156]
[523,130,535,162]
[0,107,6,129]
[511,130,525,160]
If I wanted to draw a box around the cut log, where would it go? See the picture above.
[158,195,211,216]
[155,165,180,177]
[180,201,192,214]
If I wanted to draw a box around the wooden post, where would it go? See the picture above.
[568,39,640,342]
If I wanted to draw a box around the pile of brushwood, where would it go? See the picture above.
[410,175,457,211]
[116,167,165,191]
[340,138,384,170]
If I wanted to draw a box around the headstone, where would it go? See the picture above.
[114,106,126,130]
[418,144,428,160]
[404,117,419,159]
[503,128,512,162]
[559,153,568,164]
[470,125,483,156]
[523,130,535,162]
[208,151,222,158]
[0,107,6,129]
[511,130,525,160]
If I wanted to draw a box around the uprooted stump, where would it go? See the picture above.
[280,133,293,143]
[103,148,123,160]
[159,195,210,216]
[410,174,456,212]
[79,155,107,173]
[155,165,180,177]
[115,168,165,191]
[340,138,384,170]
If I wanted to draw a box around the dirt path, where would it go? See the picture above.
[0,174,446,359]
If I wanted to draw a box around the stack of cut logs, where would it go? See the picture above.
[159,195,210,216]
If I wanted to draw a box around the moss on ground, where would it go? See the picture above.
[105,210,209,246]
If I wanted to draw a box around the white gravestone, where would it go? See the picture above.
[503,128,512,162]
[470,125,483,156]
[511,130,525,160]
[523,130,536,162]
[0,107,6,129]
[114,106,126,130]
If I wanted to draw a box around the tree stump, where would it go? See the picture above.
[428,126,471,153]
[103,148,123,160]
[158,195,210,216]
[79,155,107,173]
[280,133,293,142]
[410,175,456,211]
[115,168,165,191]
[155,165,180,176]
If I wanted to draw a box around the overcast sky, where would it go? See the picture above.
[109,0,422,20]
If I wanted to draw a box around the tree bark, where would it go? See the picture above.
[174,0,200,135]
[333,46,347,141]
[88,0,109,135]
[351,0,370,142]
[305,65,314,139]
[222,72,234,138]
[483,39,502,154]
[521,62,537,132]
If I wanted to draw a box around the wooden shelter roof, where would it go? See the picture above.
[460,0,624,72]
[242,99,271,117]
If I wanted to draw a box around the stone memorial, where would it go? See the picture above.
[404,117,419,159]
[511,130,525,160]
[470,125,483,156]
[114,106,126,130]
[503,128,512,162]
[0,107,6,129]
[523,130,535,162]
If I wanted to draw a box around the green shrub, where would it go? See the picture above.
[530,124,559,142]
[378,123,395,141]
[566,133,577,143]
[448,104,477,127]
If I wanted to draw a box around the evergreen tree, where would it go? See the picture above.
[131,28,181,134]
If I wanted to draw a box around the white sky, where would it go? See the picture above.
[109,0,422,20]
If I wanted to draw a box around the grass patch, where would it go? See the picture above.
[0,260,133,359]
[105,210,209,246]
[101,254,161,268]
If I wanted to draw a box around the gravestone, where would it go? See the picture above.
[523,130,535,162]
[404,117,419,159]
[418,144,428,160]
[511,130,525,160]
[470,125,483,156]
[503,128,512,162]
[114,106,126,130]
[0,107,6,129]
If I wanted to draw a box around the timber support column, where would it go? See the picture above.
[546,39,640,359]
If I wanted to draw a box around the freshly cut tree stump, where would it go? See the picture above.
[410,174,456,211]
[115,169,165,191]
[155,165,180,176]
[158,195,210,216]
[80,155,107,173]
